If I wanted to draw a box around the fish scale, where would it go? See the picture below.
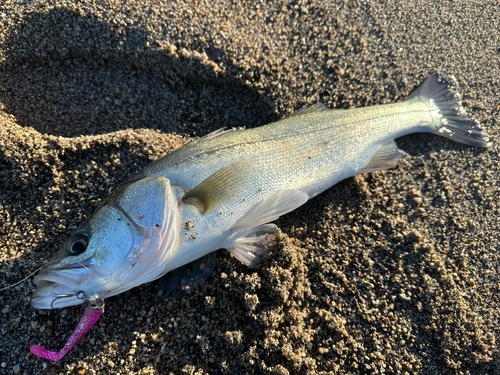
[29,72,490,361]
[134,100,429,196]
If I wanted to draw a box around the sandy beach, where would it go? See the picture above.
[0,1,499,374]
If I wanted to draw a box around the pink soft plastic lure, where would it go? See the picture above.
[30,293,104,362]
[30,307,102,361]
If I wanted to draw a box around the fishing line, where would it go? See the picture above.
[0,259,57,292]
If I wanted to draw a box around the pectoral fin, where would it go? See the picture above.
[357,140,406,175]
[183,159,253,214]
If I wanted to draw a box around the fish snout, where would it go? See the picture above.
[31,265,95,309]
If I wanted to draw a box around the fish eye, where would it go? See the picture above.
[66,227,91,255]
[69,238,87,254]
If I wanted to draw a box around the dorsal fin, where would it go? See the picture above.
[285,102,330,118]
[195,127,246,143]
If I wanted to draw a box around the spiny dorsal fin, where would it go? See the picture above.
[183,159,253,214]
[285,102,330,118]
[194,127,246,143]
[357,140,405,175]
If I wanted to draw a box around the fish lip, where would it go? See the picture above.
[30,286,84,309]
[31,259,95,309]
[30,278,85,309]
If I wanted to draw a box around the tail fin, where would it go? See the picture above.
[409,72,491,147]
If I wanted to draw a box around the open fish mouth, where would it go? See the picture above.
[31,261,95,309]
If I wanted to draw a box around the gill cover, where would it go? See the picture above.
[111,175,181,293]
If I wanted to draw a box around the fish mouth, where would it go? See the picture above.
[31,260,95,309]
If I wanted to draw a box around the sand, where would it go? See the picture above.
[0,1,499,374]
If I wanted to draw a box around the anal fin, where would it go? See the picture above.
[357,140,405,175]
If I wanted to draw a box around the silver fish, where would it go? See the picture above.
[29,72,490,360]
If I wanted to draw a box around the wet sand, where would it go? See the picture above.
[0,1,499,374]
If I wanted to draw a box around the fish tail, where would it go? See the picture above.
[409,72,491,147]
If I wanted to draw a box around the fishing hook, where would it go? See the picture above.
[50,293,77,309]
[49,291,104,310]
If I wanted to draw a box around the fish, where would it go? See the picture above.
[28,72,490,360]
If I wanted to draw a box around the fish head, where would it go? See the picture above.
[31,176,181,309]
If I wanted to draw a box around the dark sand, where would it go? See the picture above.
[0,1,499,374]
